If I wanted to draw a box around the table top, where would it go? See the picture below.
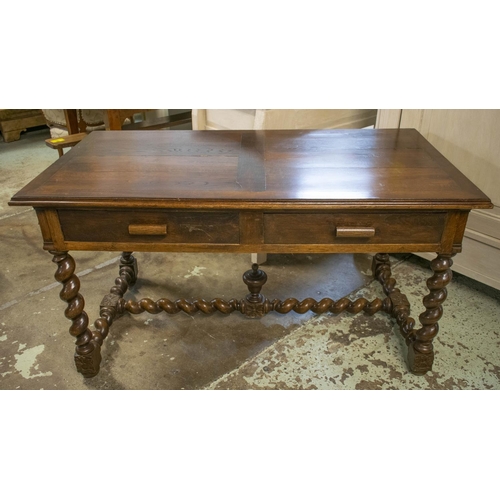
[10,129,492,210]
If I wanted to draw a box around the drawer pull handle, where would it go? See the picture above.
[128,224,167,236]
[336,227,375,238]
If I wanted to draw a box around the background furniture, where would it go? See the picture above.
[0,109,47,142]
[43,109,192,156]
[42,109,108,138]
[44,133,88,157]
[377,109,500,290]
[103,110,191,131]
[42,109,192,137]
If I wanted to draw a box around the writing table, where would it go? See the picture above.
[9,129,493,378]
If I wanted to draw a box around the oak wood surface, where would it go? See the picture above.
[263,212,446,245]
[9,129,493,210]
[58,209,240,244]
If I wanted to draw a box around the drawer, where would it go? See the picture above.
[58,210,240,244]
[263,212,446,245]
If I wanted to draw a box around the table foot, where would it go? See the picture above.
[74,346,102,378]
[407,343,434,375]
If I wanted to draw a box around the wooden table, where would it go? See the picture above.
[9,129,493,379]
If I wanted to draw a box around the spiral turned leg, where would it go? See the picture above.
[372,253,416,342]
[50,251,102,378]
[119,251,138,286]
[94,251,138,348]
[409,254,453,375]
[373,253,454,375]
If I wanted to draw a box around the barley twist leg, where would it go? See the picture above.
[94,251,138,346]
[50,251,102,378]
[409,254,453,374]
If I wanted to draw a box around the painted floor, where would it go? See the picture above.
[1,127,499,390]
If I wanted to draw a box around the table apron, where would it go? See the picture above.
[35,208,469,255]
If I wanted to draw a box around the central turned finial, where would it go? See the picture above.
[243,264,268,303]
[241,264,270,317]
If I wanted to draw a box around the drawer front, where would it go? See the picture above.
[58,210,240,244]
[263,212,446,245]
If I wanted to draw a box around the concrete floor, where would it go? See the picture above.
[1,127,499,390]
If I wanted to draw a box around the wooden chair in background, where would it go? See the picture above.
[44,109,192,156]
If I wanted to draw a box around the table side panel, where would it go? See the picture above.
[448,211,470,253]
